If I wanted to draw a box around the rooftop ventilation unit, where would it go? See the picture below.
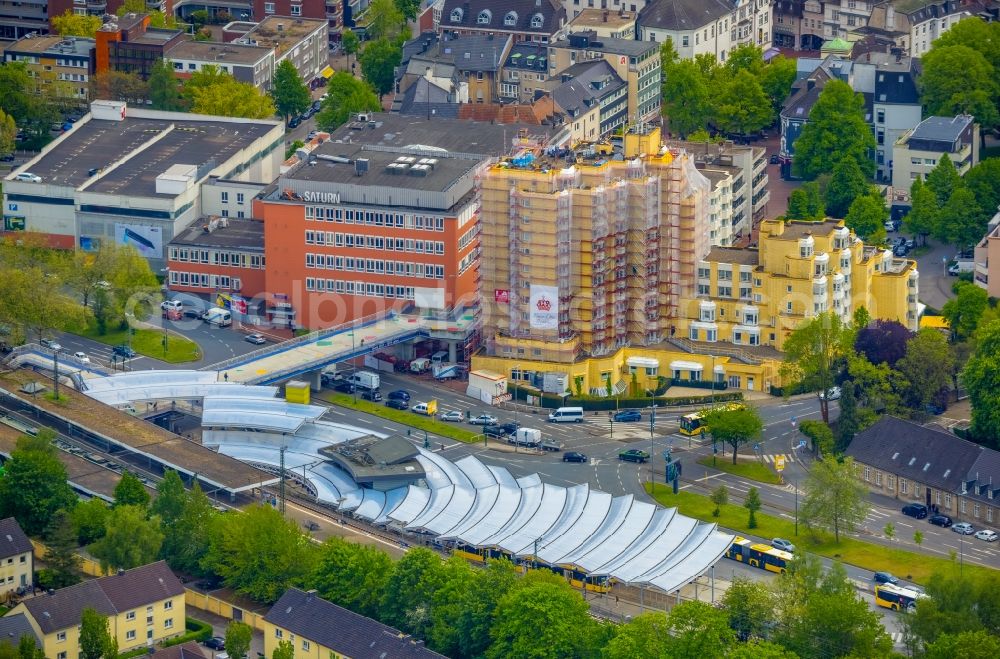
[386,162,409,174]
[355,158,369,176]
[409,163,431,176]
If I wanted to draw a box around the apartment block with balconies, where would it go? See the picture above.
[892,114,979,198]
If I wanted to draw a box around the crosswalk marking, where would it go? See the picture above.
[890,632,905,645]
[759,453,794,464]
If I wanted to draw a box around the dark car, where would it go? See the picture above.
[563,451,588,463]
[769,154,780,164]
[902,503,929,519]
[929,514,953,528]
[112,344,136,359]
[0,153,14,162]
[618,449,650,463]
[361,389,382,402]
[385,399,408,410]
[312,100,322,111]
[334,380,356,394]
[613,410,642,422]
[288,117,301,129]
[497,422,520,436]
[483,425,508,438]
[204,637,226,651]
[874,571,899,586]
[387,389,411,402]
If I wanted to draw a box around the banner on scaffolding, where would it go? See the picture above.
[529,285,558,329]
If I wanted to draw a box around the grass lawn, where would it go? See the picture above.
[697,455,781,484]
[78,323,201,363]
[320,392,481,443]
[646,485,996,584]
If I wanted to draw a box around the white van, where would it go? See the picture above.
[431,350,449,365]
[548,406,584,423]
[202,307,232,327]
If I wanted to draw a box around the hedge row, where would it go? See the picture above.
[160,618,213,649]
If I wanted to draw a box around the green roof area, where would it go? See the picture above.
[822,37,852,52]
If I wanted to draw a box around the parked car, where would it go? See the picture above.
[618,449,650,463]
[901,503,929,519]
[819,386,841,401]
[333,380,356,394]
[72,351,90,363]
[288,117,301,129]
[387,389,411,402]
[613,410,642,422]
[952,522,975,535]
[893,244,909,257]
[0,153,15,162]
[14,172,41,182]
[469,414,498,426]
[905,238,915,250]
[203,638,225,651]
[40,338,62,351]
[244,333,267,345]
[974,529,998,542]
[112,344,136,359]
[928,514,953,527]
[161,299,183,311]
[873,571,899,586]
[385,399,408,410]
[306,130,319,141]
[483,425,508,438]
[311,100,322,111]
[771,538,796,553]
[438,410,462,422]
[361,389,382,402]
[563,451,588,463]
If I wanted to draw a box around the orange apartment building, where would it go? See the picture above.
[255,143,484,330]
[166,217,267,308]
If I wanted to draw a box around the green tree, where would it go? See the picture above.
[312,536,393,619]
[341,29,360,67]
[79,608,117,659]
[203,504,316,603]
[89,504,163,573]
[89,71,149,104]
[744,486,762,529]
[446,559,521,659]
[780,312,854,423]
[17,634,44,659]
[942,281,989,340]
[703,405,764,463]
[725,44,765,76]
[897,328,954,411]
[799,419,834,457]
[360,38,401,98]
[714,70,773,138]
[0,109,15,157]
[843,191,888,243]
[661,59,712,138]
[51,10,102,37]
[721,577,777,642]
[148,60,185,111]
[710,484,728,517]
[394,0,420,20]
[272,60,312,123]
[602,612,670,659]
[71,497,109,545]
[315,72,380,131]
[914,529,924,547]
[884,522,896,542]
[904,178,940,246]
[379,547,447,637]
[189,10,210,29]
[932,16,1000,73]
[0,431,77,535]
[366,0,406,41]
[43,510,81,589]
[835,380,864,452]
[184,66,275,119]
[906,565,1000,645]
[224,621,252,659]
[0,62,59,149]
[113,471,150,509]
[920,45,999,130]
[487,572,600,659]
[116,0,177,28]
[0,262,90,345]
[938,186,984,248]
[961,320,1000,447]
[964,159,1000,223]
[663,600,736,658]
[785,182,825,221]
[153,472,217,576]
[924,155,962,206]
[725,640,798,659]
[925,630,1000,659]
[824,157,870,218]
[150,470,186,527]
[759,55,797,113]
[792,80,876,179]
[800,457,870,542]
[271,640,294,659]
[426,557,477,656]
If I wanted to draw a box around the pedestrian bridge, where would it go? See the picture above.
[204,311,476,386]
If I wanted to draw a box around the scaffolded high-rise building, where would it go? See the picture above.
[480,134,712,363]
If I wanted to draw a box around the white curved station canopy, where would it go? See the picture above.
[82,371,734,595]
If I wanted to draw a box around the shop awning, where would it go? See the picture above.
[320,65,335,79]
[669,361,703,371]
[627,357,659,369]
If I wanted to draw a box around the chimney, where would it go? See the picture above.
[118,568,125,576]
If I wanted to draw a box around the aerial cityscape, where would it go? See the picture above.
[0,0,999,657]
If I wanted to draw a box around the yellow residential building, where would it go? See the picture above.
[9,561,185,658]
[263,588,444,659]
[0,518,33,601]
[675,218,919,351]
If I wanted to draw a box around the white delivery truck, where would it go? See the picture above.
[409,357,431,373]
[509,428,541,447]
[348,371,380,391]
[202,307,232,327]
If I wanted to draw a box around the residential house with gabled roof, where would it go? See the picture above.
[263,588,445,659]
[847,416,1000,526]
[0,518,33,600]
[8,561,185,659]
[440,0,566,43]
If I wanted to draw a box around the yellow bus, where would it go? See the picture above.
[679,403,746,437]
[724,536,793,574]
[875,584,926,612]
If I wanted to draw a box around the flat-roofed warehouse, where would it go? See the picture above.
[0,369,275,499]
[1,100,283,269]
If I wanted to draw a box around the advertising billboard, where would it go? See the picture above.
[494,289,510,304]
[529,285,559,329]
[114,223,163,258]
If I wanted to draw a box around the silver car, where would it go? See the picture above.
[952,522,975,535]
[771,538,796,553]
[438,410,463,422]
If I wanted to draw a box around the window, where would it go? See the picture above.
[221,191,229,203]
[875,471,882,486]
[57,654,66,659]
[164,601,173,610]
[164,619,173,629]
[504,11,518,25]
[682,35,689,47]
[945,494,952,509]
[127,612,136,621]
[451,8,463,21]
[477,9,492,24]
[689,327,699,340]
[900,478,908,494]
[530,13,544,28]
[290,4,302,15]
[275,630,283,639]
[864,466,871,481]
[126,631,136,641]
[57,633,67,642]
[876,109,885,124]
[264,2,275,12]
[302,641,311,651]
[237,193,245,205]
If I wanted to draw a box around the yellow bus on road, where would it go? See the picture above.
[875,584,926,612]
[679,403,746,437]
[724,536,792,574]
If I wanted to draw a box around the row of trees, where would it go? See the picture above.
[784,155,888,242]
[0,61,67,151]
[660,42,796,140]
[905,157,1000,250]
